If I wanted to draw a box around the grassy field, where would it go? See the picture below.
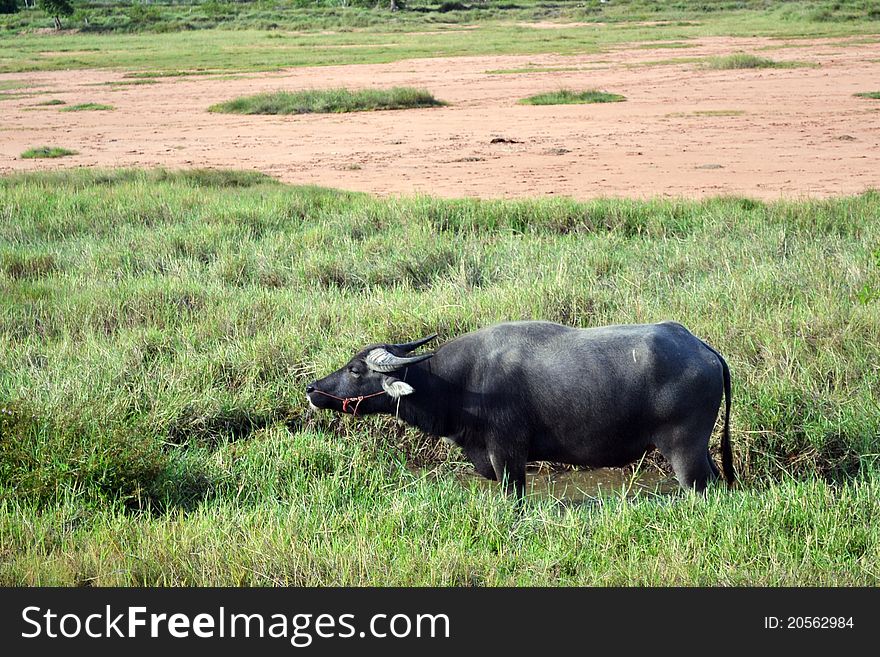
[3,0,878,35]
[1,168,878,585]
[1,1,880,75]
[2,0,879,586]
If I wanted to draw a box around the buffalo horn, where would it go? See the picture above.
[392,334,438,353]
[365,348,434,373]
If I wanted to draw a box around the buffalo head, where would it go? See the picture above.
[306,334,437,415]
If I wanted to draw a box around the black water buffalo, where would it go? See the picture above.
[307,320,734,497]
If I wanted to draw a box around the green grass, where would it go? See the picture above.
[692,109,746,116]
[2,2,879,76]
[703,53,816,69]
[97,79,159,88]
[625,56,707,68]
[0,80,29,91]
[19,146,77,159]
[519,89,626,105]
[635,41,697,49]
[0,168,879,585]
[3,1,880,37]
[0,92,32,101]
[208,87,445,115]
[123,70,225,79]
[32,99,66,106]
[59,103,115,112]
[666,110,746,118]
[2,468,878,586]
[486,66,587,75]
[854,91,880,99]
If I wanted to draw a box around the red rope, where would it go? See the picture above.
[310,389,386,416]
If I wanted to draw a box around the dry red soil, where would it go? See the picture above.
[2,35,879,199]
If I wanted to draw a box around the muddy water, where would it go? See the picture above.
[457,466,680,501]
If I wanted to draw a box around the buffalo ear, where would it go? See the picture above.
[382,376,414,398]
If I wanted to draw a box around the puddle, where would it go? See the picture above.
[456,465,680,502]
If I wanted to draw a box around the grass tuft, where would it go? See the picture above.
[519,89,626,105]
[98,80,159,87]
[487,66,584,74]
[1,252,58,280]
[704,53,814,69]
[123,70,220,79]
[208,87,445,115]
[854,91,880,99]
[0,81,29,91]
[19,146,78,159]
[666,109,746,118]
[33,99,66,106]
[60,103,115,112]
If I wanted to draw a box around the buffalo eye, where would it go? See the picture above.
[348,367,361,378]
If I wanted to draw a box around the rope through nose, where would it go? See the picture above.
[310,389,386,417]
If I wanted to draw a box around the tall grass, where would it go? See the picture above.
[3,1,879,36]
[60,103,115,112]
[704,53,815,69]
[2,3,878,75]
[19,146,77,158]
[519,89,626,105]
[208,88,444,115]
[2,467,877,586]
[1,168,878,584]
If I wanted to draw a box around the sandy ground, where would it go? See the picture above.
[1,35,879,200]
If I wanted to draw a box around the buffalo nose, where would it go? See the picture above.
[306,384,315,394]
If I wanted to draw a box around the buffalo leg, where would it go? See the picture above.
[463,444,497,481]
[669,451,715,492]
[655,420,718,493]
[487,445,526,499]
[707,450,720,479]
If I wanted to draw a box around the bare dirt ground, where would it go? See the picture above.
[2,35,879,199]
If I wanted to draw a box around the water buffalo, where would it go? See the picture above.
[307,320,734,497]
